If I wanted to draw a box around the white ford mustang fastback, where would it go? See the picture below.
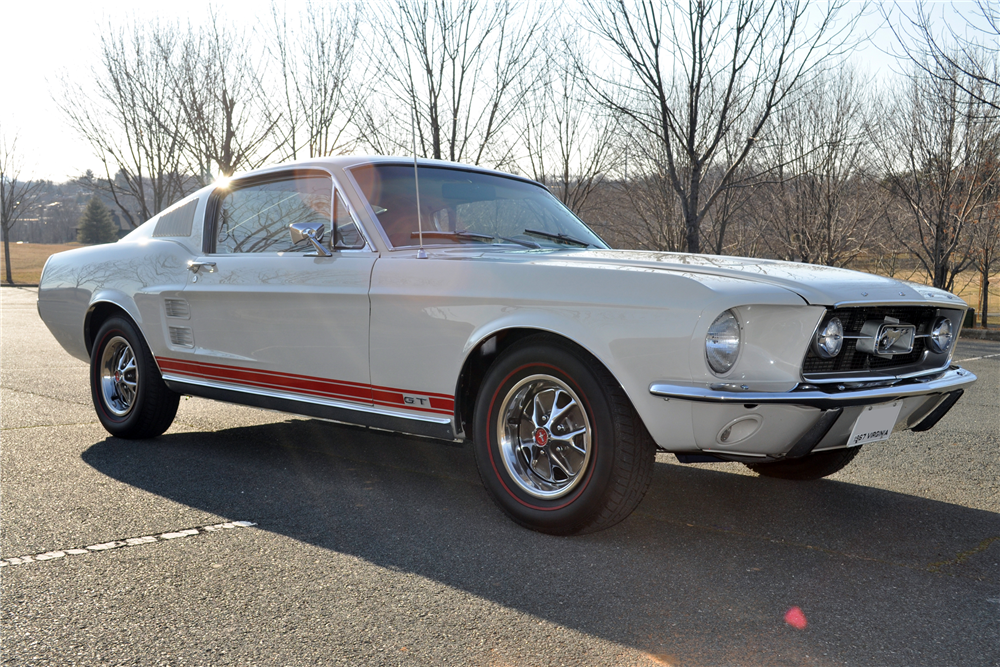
[38,156,977,534]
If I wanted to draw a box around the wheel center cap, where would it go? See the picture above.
[533,428,549,447]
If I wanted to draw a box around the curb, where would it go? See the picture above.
[1,284,39,288]
[960,328,1000,342]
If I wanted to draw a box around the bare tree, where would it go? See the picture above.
[515,32,621,217]
[0,132,45,284]
[359,0,543,167]
[870,61,1000,291]
[968,141,1000,326]
[582,0,862,253]
[58,20,190,228]
[175,13,286,180]
[269,1,365,159]
[700,123,763,255]
[755,66,879,266]
[886,0,1000,113]
[603,142,687,250]
[970,201,1000,327]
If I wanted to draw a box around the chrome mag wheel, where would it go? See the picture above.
[99,335,138,417]
[497,374,592,499]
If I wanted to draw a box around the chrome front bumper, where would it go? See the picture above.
[650,367,976,461]
[648,366,977,410]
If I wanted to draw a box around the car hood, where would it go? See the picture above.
[537,249,968,308]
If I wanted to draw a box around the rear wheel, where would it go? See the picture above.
[473,337,655,535]
[91,316,179,438]
[744,446,862,480]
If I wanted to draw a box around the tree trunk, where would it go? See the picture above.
[2,223,12,285]
[686,164,702,254]
[982,261,990,328]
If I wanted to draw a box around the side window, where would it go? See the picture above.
[333,190,366,249]
[214,173,332,254]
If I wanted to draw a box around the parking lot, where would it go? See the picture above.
[2,284,998,666]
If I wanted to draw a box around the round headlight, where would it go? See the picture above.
[928,316,953,353]
[706,310,741,374]
[812,317,844,359]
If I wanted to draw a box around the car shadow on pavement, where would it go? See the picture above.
[82,418,1000,666]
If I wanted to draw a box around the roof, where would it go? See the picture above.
[231,155,541,187]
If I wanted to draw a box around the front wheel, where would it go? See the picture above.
[743,446,862,480]
[473,337,655,535]
[91,316,179,439]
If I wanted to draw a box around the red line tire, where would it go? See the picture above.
[90,316,179,439]
[473,336,656,535]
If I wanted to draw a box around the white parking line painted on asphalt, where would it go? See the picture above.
[0,521,256,567]
[955,353,1000,362]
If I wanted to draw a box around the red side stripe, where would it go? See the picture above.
[158,358,371,402]
[157,356,454,416]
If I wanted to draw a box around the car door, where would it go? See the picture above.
[166,169,377,409]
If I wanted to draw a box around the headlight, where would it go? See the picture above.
[927,316,954,353]
[706,310,741,374]
[812,317,844,359]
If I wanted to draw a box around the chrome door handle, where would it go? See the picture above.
[187,261,217,274]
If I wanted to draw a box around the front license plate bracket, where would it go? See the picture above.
[847,401,903,447]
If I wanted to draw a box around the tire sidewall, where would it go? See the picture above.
[91,317,150,436]
[473,342,617,533]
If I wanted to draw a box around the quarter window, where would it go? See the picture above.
[214,172,332,254]
[334,191,366,249]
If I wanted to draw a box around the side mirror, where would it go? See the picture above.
[289,222,332,257]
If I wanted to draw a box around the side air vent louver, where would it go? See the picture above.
[164,298,190,319]
[168,326,194,348]
[152,199,198,238]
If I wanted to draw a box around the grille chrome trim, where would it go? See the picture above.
[650,366,976,409]
[801,305,962,379]
[797,361,954,385]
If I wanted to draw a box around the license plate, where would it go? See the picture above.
[847,401,903,447]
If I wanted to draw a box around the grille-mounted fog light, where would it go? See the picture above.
[927,316,954,353]
[812,317,844,359]
[706,310,741,375]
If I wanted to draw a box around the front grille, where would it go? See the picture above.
[802,306,937,376]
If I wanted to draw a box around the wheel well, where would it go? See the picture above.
[84,302,133,358]
[454,328,619,438]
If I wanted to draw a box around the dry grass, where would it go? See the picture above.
[0,242,85,285]
[869,265,999,327]
[948,272,1000,327]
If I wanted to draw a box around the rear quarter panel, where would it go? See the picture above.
[38,238,194,362]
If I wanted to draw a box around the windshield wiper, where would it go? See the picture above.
[410,230,493,242]
[522,228,592,248]
[498,235,542,249]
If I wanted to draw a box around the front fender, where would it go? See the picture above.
[452,276,814,451]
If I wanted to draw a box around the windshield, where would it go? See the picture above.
[349,164,608,250]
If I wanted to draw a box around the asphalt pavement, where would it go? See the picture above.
[2,285,998,666]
